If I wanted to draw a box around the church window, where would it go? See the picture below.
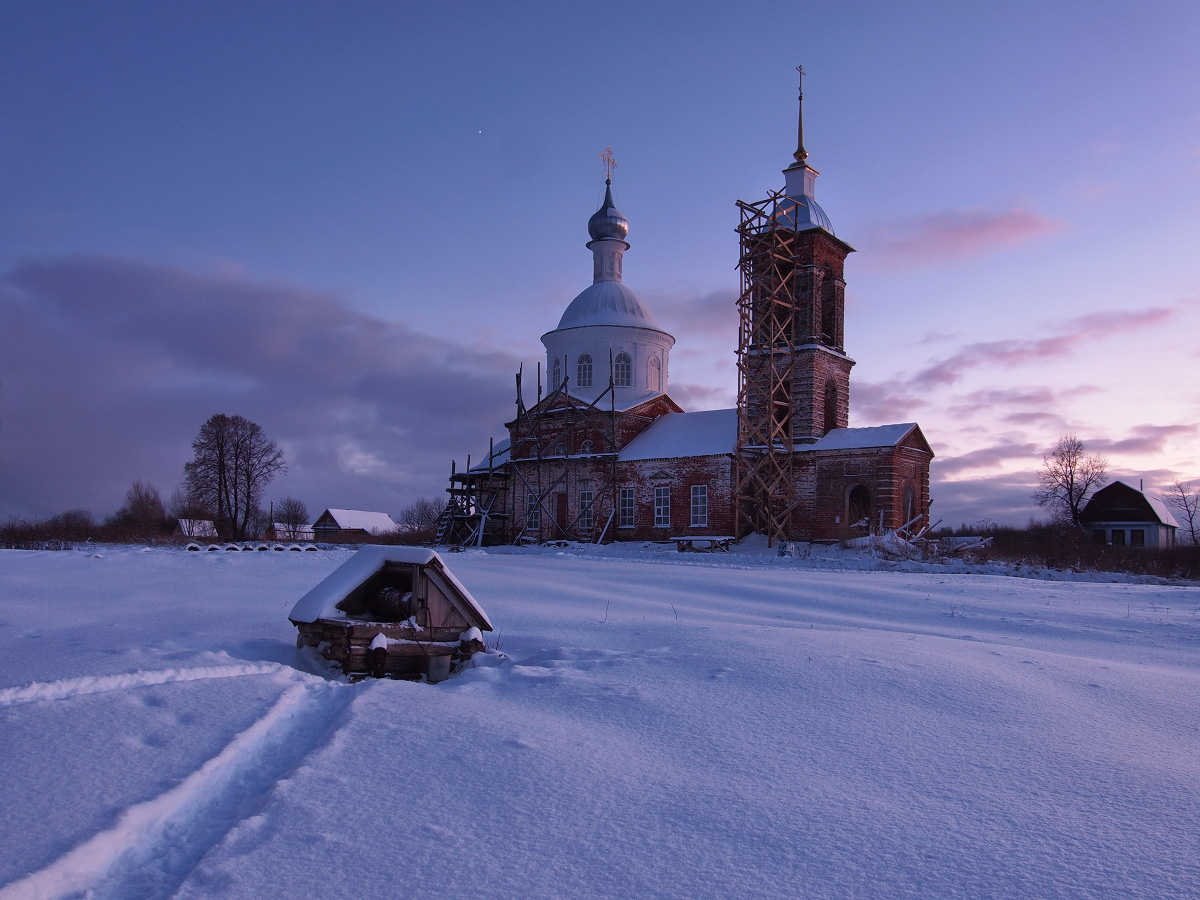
[614,353,632,387]
[578,488,594,532]
[552,358,562,389]
[654,486,671,528]
[690,485,708,527]
[648,356,661,392]
[555,441,566,457]
[619,487,635,527]
[525,493,541,531]
[823,381,838,435]
[903,485,916,526]
[581,439,594,455]
[577,354,593,387]
[821,279,837,346]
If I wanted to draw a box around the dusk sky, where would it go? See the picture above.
[2,1,1198,528]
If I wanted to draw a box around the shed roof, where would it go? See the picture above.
[288,545,492,630]
[316,509,398,533]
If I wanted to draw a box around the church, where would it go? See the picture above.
[443,79,933,547]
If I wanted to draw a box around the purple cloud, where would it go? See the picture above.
[906,307,1175,389]
[0,256,519,519]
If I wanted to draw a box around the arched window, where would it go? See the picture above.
[823,381,839,435]
[577,354,593,388]
[903,486,916,527]
[647,356,661,392]
[555,441,566,457]
[848,485,871,531]
[614,353,632,387]
[581,439,594,455]
[551,358,562,389]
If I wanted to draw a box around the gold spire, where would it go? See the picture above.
[794,65,808,165]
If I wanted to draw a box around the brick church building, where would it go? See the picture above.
[443,79,933,546]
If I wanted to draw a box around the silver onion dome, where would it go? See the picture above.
[587,180,629,241]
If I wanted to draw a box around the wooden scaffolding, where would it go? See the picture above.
[734,189,800,546]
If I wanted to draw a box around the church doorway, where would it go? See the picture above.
[847,485,871,532]
[555,493,568,537]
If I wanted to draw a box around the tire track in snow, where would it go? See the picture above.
[0,663,287,708]
[0,678,354,900]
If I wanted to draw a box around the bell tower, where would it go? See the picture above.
[734,68,856,543]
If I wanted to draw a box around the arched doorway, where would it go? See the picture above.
[847,485,870,532]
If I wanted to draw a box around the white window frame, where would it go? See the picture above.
[526,492,541,530]
[578,489,594,532]
[647,356,661,392]
[619,487,635,528]
[654,485,670,528]
[552,358,562,389]
[577,354,593,388]
[581,439,594,455]
[690,485,708,527]
[614,353,632,387]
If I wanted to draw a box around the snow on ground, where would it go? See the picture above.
[1,543,1198,899]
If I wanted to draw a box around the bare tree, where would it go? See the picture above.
[184,414,286,540]
[1033,434,1107,529]
[1165,479,1200,545]
[107,480,168,535]
[398,496,446,543]
[276,496,309,540]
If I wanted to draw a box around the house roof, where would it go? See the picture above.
[316,509,397,533]
[617,412,929,462]
[288,545,492,630]
[1081,481,1180,528]
[618,409,738,461]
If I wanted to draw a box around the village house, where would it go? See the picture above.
[312,509,398,543]
[443,77,933,547]
[1081,481,1179,548]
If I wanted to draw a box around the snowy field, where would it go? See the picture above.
[1,543,1198,900]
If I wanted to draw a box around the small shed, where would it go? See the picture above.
[1080,481,1179,548]
[312,508,398,542]
[267,522,315,542]
[174,518,218,539]
[289,546,492,681]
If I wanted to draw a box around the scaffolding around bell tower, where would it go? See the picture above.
[733,190,801,546]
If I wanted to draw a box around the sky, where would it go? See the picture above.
[1,0,1198,528]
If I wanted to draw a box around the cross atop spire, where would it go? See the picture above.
[794,65,808,165]
[600,146,617,182]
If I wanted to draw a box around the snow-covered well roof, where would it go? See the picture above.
[803,423,921,452]
[288,545,492,629]
[618,409,738,461]
[316,509,398,534]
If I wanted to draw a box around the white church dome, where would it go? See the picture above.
[556,280,661,330]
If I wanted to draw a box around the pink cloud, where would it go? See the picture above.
[862,207,1063,270]
[908,307,1174,388]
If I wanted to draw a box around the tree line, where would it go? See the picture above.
[2,413,445,547]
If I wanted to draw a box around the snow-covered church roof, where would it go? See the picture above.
[618,412,926,462]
